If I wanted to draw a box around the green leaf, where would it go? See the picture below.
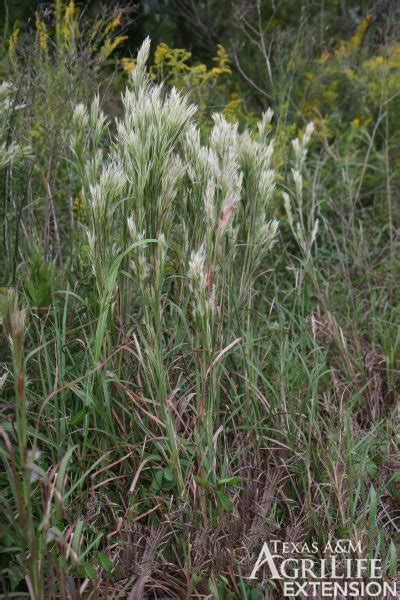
[163,468,175,482]
[26,280,37,303]
[368,485,377,532]
[387,472,400,486]
[365,460,377,478]
[217,476,243,487]
[151,469,176,491]
[147,454,162,462]
[98,552,113,573]
[216,489,233,512]
[189,574,201,594]
[55,445,75,497]
[69,406,90,426]
[83,563,97,579]
[387,541,397,577]
[194,475,213,490]
[151,470,164,491]
[71,520,84,558]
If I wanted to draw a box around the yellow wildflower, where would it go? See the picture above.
[35,12,47,50]
[154,42,172,67]
[210,67,223,77]
[362,55,386,71]
[222,97,242,122]
[64,1,77,40]
[73,190,83,215]
[8,24,20,54]
[335,14,372,57]
[65,0,75,21]
[102,35,128,59]
[212,44,231,75]
[105,12,122,35]
[120,57,136,73]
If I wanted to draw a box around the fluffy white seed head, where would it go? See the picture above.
[217,181,242,237]
[311,219,319,246]
[259,168,276,204]
[282,192,293,228]
[88,163,126,218]
[72,103,89,129]
[89,94,107,141]
[188,245,206,290]
[127,216,137,241]
[292,122,314,168]
[303,121,314,146]
[206,285,216,313]
[185,124,201,159]
[258,108,274,141]
[260,218,279,249]
[291,168,303,198]
[134,36,150,79]
[211,113,238,159]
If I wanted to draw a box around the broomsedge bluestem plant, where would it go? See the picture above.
[69,37,279,505]
[283,122,319,285]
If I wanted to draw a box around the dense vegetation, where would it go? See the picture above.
[0,1,399,597]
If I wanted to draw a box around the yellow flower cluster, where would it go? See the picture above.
[120,57,136,73]
[73,190,83,216]
[35,11,48,51]
[222,96,242,122]
[335,14,372,57]
[11,1,130,64]
[64,0,75,22]
[211,44,231,76]
[298,14,400,138]
[152,42,192,73]
[102,36,128,59]
[64,1,78,41]
[8,25,20,54]
[145,41,232,91]
[104,12,122,35]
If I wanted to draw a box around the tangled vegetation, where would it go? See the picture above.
[0,1,399,598]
